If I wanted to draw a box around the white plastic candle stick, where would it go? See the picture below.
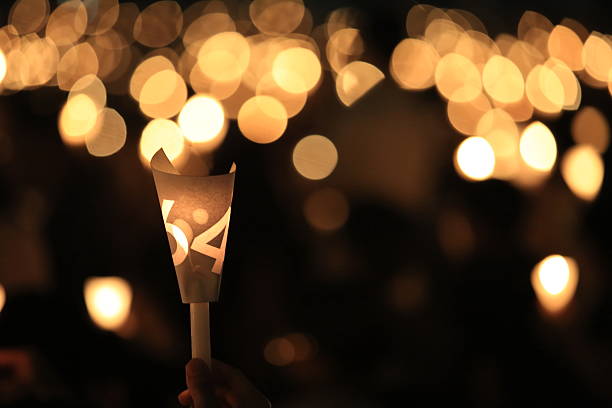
[191,302,211,367]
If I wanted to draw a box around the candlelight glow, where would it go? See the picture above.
[85,108,127,157]
[525,64,564,114]
[0,51,7,84]
[424,18,462,57]
[571,106,609,153]
[519,121,557,172]
[285,333,317,362]
[506,40,544,80]
[139,69,187,119]
[130,56,175,102]
[59,94,100,146]
[476,109,521,179]
[561,145,604,201]
[0,284,5,313]
[57,43,100,91]
[582,33,612,83]
[264,337,295,366]
[178,95,226,144]
[303,188,349,232]
[327,28,364,73]
[518,11,553,42]
[69,74,107,112]
[531,255,579,314]
[84,0,119,36]
[45,0,88,46]
[9,0,50,35]
[250,0,305,36]
[547,25,584,71]
[182,13,236,51]
[482,55,524,104]
[293,135,338,180]
[494,95,534,123]
[454,137,495,181]
[139,119,185,166]
[335,61,384,107]
[256,73,307,118]
[197,32,250,83]
[447,93,491,136]
[391,38,439,90]
[189,65,242,101]
[272,47,321,94]
[237,95,287,144]
[221,83,255,119]
[84,277,132,331]
[435,53,482,102]
[544,58,581,111]
[133,1,183,48]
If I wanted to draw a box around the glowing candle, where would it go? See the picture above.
[150,149,235,366]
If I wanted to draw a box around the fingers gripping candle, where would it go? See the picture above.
[150,149,235,367]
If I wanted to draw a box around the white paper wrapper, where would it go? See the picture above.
[151,149,235,303]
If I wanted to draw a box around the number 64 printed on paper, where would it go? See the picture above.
[161,199,231,275]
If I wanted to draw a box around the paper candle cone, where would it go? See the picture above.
[150,149,235,303]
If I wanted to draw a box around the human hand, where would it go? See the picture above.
[178,358,270,408]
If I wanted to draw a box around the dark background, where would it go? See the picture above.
[0,0,611,407]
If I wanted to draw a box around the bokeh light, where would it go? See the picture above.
[454,137,495,181]
[130,56,175,102]
[447,93,491,136]
[237,95,287,144]
[139,118,185,166]
[84,276,132,331]
[561,145,604,201]
[133,1,183,48]
[303,188,349,232]
[391,38,439,90]
[544,58,581,111]
[197,32,250,83]
[85,108,127,157]
[482,55,524,104]
[326,28,364,73]
[582,33,612,83]
[57,43,100,91]
[264,337,295,366]
[139,69,187,119]
[0,284,5,313]
[84,0,119,36]
[272,47,321,94]
[571,106,610,153]
[435,53,482,102]
[292,135,338,180]
[0,50,8,84]
[183,12,236,52]
[335,61,384,107]
[531,255,579,314]
[519,121,557,172]
[476,109,521,180]
[45,0,87,46]
[250,0,305,36]
[255,73,307,118]
[178,95,226,144]
[59,94,101,146]
[9,0,50,35]
[69,74,107,111]
[547,25,584,71]
[525,64,564,114]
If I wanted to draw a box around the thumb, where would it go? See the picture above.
[186,359,220,408]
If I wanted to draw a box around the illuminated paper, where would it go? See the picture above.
[151,149,235,303]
